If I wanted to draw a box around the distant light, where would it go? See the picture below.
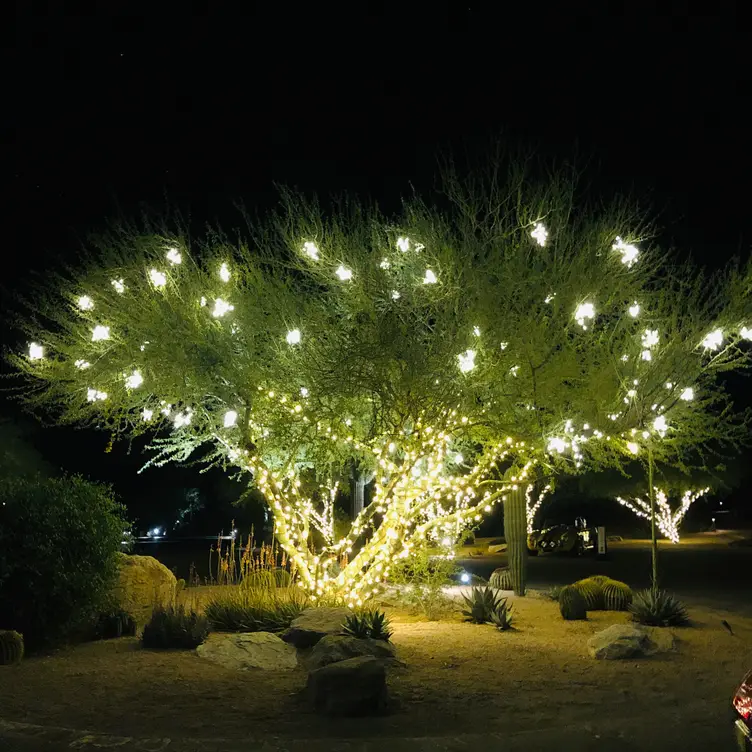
[613,236,639,267]
[149,269,167,288]
[219,262,231,282]
[303,242,320,261]
[627,441,639,455]
[460,572,471,584]
[286,328,301,345]
[702,328,723,351]
[125,370,143,389]
[396,236,410,252]
[223,410,238,428]
[112,278,125,294]
[77,295,94,311]
[335,265,353,281]
[629,302,640,317]
[680,387,694,401]
[212,298,234,318]
[458,349,476,373]
[92,325,110,341]
[166,248,182,265]
[531,222,548,246]
[28,342,44,361]
[423,269,437,284]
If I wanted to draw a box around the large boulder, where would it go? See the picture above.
[111,553,176,629]
[587,624,654,659]
[281,607,349,648]
[307,655,387,716]
[197,632,298,671]
[307,634,397,670]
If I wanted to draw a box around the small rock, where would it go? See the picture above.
[197,632,298,671]
[587,624,653,660]
[307,655,387,716]
[487,543,507,554]
[307,634,397,670]
[645,627,678,654]
[281,607,349,648]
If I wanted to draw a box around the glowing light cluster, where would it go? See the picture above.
[702,328,723,351]
[303,242,320,261]
[531,222,548,246]
[92,325,110,341]
[613,236,639,267]
[149,269,167,288]
[28,342,44,361]
[335,265,353,281]
[219,262,231,282]
[112,279,125,293]
[77,295,94,311]
[457,349,476,373]
[525,483,552,533]
[617,487,709,543]
[741,326,752,341]
[125,370,143,389]
[87,388,107,402]
[286,329,301,345]
[223,410,238,428]
[212,298,234,318]
[166,248,182,265]
[423,269,437,284]
[574,302,595,329]
[629,302,640,317]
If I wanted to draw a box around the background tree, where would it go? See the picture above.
[8,164,752,599]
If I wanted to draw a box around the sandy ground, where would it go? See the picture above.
[1,592,750,748]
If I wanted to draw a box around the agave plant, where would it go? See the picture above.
[462,586,503,624]
[629,588,689,627]
[343,608,393,641]
[489,598,514,631]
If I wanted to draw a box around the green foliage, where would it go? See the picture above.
[272,568,292,588]
[0,474,128,649]
[558,585,587,620]
[204,586,307,632]
[489,567,514,590]
[462,586,504,624]
[629,588,689,627]
[489,598,514,631]
[388,548,457,620]
[0,630,24,665]
[603,579,633,611]
[343,608,393,642]
[141,604,209,649]
[573,577,606,610]
[95,608,137,639]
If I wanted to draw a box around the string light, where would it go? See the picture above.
[396,237,410,252]
[627,441,639,455]
[300,387,309,397]
[380,259,391,269]
[547,437,567,453]
[741,326,752,341]
[391,290,401,300]
[613,236,639,267]
[219,263,231,282]
[303,242,320,261]
[142,408,154,421]
[125,370,143,389]
[166,248,182,265]
[212,298,234,318]
[149,269,167,288]
[641,350,652,361]
[92,325,110,342]
[617,488,709,543]
[574,302,595,329]
[473,326,481,336]
[87,388,107,402]
[653,415,668,436]
[629,302,640,317]
[173,409,192,428]
[286,329,302,345]
[545,293,556,303]
[28,342,44,360]
[457,349,476,373]
[224,410,238,428]
[74,359,90,369]
[702,328,723,351]
[77,295,94,311]
[642,329,659,348]
[531,222,548,246]
[111,279,125,293]
[423,269,437,284]
[680,387,694,401]
[335,265,353,281]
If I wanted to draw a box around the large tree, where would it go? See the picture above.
[9,167,752,599]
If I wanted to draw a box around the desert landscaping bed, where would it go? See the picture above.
[1,593,750,746]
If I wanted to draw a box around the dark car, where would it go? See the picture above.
[527,517,597,556]
[734,669,751,750]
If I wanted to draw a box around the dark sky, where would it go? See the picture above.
[4,3,751,524]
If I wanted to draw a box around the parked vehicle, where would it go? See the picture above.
[527,517,597,556]
[734,669,751,750]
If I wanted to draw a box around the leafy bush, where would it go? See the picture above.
[629,588,689,627]
[343,608,393,641]
[0,630,24,665]
[462,586,504,624]
[388,548,457,620]
[603,579,633,611]
[141,604,209,649]
[489,598,514,631]
[205,586,307,632]
[0,474,128,649]
[558,585,587,620]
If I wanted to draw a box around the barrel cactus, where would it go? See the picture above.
[0,630,24,665]
[245,570,276,590]
[603,579,633,611]
[573,577,605,610]
[558,585,587,620]
[588,575,611,587]
[272,567,292,588]
[489,567,514,590]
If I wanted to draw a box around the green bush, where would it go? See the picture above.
[205,586,307,632]
[0,474,128,649]
[558,585,587,620]
[489,598,514,631]
[462,586,504,624]
[603,579,633,611]
[343,608,393,641]
[141,604,209,649]
[388,548,457,620]
[0,630,24,665]
[629,588,689,627]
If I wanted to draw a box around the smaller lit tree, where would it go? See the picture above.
[525,481,552,534]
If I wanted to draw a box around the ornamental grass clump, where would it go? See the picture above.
[205,586,307,633]
[141,604,209,649]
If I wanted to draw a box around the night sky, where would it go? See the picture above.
[4,4,751,527]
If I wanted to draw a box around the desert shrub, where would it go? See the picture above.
[489,598,514,631]
[462,586,504,624]
[94,608,137,639]
[141,604,209,649]
[603,579,633,611]
[558,585,587,620]
[343,608,393,641]
[272,568,292,588]
[0,474,128,649]
[388,548,457,620]
[489,567,514,590]
[244,569,276,591]
[629,588,689,627]
[205,586,307,632]
[573,577,605,610]
[0,630,24,664]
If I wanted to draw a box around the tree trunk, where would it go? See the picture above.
[648,445,659,589]
[353,476,366,518]
[504,484,528,596]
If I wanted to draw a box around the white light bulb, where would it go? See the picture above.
[166,248,182,265]
[87,388,107,402]
[74,359,90,369]
[454,452,464,464]
[219,262,231,282]
[149,269,167,288]
[500,342,508,350]
[396,236,410,252]
[391,290,401,300]
[380,258,391,269]
[547,437,567,454]
[286,329,301,345]
[642,329,659,348]
[627,389,637,398]
[77,295,94,311]
[125,370,143,389]
[613,236,639,267]
[92,325,110,341]
[212,298,234,318]
[223,410,238,428]
[458,349,476,373]
[173,410,192,428]
[335,265,353,281]
[303,241,320,261]
[702,328,723,351]
[423,269,437,284]
[741,326,752,341]
[531,222,548,247]
[300,387,309,397]
[142,408,153,421]
[641,350,652,361]
[111,279,125,294]
[653,415,668,435]
[574,302,595,328]
[388,442,396,453]
[627,441,639,455]
[680,387,694,401]
[473,326,481,336]
[28,342,44,360]
[629,302,640,317]
[545,293,556,303]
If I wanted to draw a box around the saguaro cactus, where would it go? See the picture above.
[504,485,528,595]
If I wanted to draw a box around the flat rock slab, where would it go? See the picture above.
[307,655,387,716]
[282,607,349,648]
[197,632,298,671]
[307,634,397,670]
[588,624,654,659]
